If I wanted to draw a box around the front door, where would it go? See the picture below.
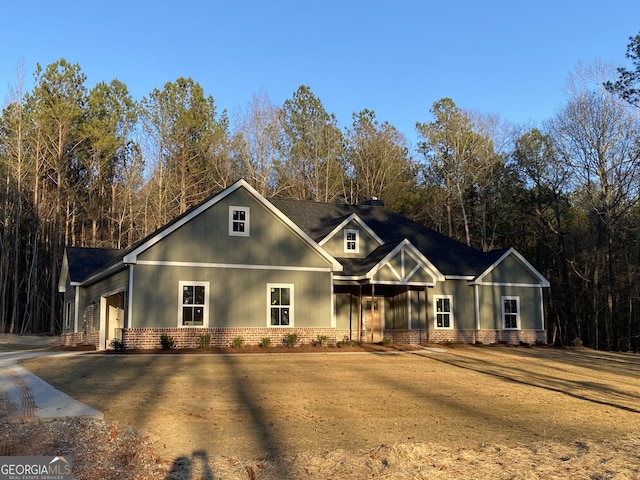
[105,293,124,348]
[364,298,383,343]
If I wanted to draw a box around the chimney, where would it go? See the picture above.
[363,196,385,207]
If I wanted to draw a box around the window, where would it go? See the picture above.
[268,284,293,326]
[502,296,520,329]
[179,281,209,327]
[434,295,453,329]
[344,229,359,253]
[229,206,250,236]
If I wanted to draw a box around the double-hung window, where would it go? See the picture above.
[229,206,250,236]
[502,296,520,329]
[179,281,209,327]
[434,295,453,329]
[344,229,359,253]
[268,284,293,326]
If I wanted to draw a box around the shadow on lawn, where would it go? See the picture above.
[422,348,640,415]
[162,354,292,480]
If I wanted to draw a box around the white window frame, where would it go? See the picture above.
[434,295,453,329]
[267,283,294,327]
[178,281,210,327]
[502,296,520,330]
[344,229,360,253]
[229,206,250,237]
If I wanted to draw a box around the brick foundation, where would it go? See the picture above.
[62,327,546,350]
[121,327,342,350]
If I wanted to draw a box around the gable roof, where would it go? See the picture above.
[59,247,123,291]
[472,248,550,287]
[122,179,341,271]
[269,198,504,278]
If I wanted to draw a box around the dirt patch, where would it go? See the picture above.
[16,345,640,478]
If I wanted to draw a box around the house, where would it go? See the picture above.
[59,179,549,350]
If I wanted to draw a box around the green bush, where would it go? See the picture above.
[160,334,176,350]
[337,339,361,347]
[381,337,392,346]
[283,333,298,347]
[109,338,125,351]
[572,337,583,348]
[316,335,328,346]
[232,336,244,348]
[261,337,271,348]
[197,333,211,349]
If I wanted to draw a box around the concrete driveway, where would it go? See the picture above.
[0,349,102,421]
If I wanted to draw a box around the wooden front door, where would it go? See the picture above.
[364,298,383,343]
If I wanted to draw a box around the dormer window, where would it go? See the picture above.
[344,229,359,253]
[229,206,250,236]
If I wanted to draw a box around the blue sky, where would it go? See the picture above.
[1,1,639,148]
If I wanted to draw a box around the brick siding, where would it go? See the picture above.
[61,327,546,349]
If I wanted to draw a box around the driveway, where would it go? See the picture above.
[0,348,102,421]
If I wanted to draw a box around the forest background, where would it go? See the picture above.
[2,33,640,352]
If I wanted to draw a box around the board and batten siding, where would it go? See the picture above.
[477,284,544,330]
[129,264,332,329]
[137,188,330,269]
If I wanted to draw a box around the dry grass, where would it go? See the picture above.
[20,345,640,478]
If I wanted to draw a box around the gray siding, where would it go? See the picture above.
[130,263,333,329]
[478,284,544,330]
[321,220,380,259]
[138,189,330,269]
[432,280,476,330]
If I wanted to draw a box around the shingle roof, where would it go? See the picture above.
[65,247,123,283]
[269,197,505,277]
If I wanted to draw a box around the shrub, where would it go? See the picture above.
[197,333,211,349]
[381,337,392,346]
[316,335,328,346]
[232,336,244,348]
[572,337,583,348]
[261,337,271,348]
[337,339,361,348]
[109,338,125,351]
[283,333,298,347]
[160,334,176,350]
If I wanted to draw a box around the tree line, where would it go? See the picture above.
[1,33,640,351]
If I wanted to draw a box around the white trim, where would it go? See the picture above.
[433,295,454,329]
[123,179,342,271]
[474,282,544,287]
[318,213,384,246]
[330,274,336,328]
[344,228,360,253]
[367,239,445,283]
[127,267,134,328]
[178,281,210,328]
[229,205,250,237]
[267,283,294,327]
[474,284,480,330]
[502,295,521,330]
[74,288,80,333]
[134,259,332,272]
[538,286,545,331]
[472,248,550,287]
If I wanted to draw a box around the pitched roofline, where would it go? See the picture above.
[318,213,384,246]
[123,179,343,271]
[471,247,550,287]
[366,239,445,283]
